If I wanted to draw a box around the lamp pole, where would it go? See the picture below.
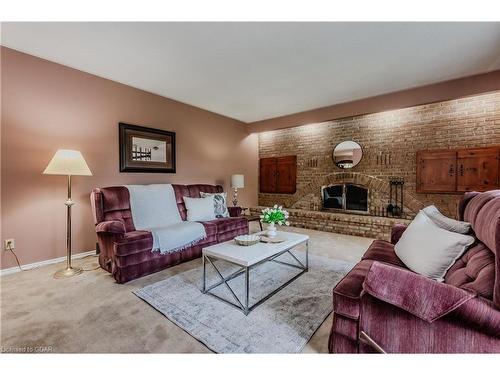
[54,174,83,278]
[232,187,238,207]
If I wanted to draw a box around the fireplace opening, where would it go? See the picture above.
[322,183,368,213]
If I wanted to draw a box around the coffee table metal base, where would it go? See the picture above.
[202,241,308,315]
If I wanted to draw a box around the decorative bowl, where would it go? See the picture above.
[234,234,261,246]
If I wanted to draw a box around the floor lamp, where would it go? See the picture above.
[43,149,92,279]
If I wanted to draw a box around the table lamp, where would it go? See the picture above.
[230,174,244,207]
[43,149,92,278]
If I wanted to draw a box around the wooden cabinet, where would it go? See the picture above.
[416,146,499,194]
[259,156,297,194]
[259,157,277,193]
[457,147,499,192]
[417,150,457,193]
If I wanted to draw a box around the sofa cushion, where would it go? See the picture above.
[211,217,247,233]
[187,184,222,198]
[463,190,500,229]
[472,196,500,255]
[114,229,218,267]
[115,230,154,257]
[172,185,190,221]
[461,190,500,308]
[204,217,248,242]
[362,239,406,268]
[445,242,496,300]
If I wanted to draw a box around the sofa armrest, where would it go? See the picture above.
[390,224,407,244]
[362,262,475,323]
[95,220,126,235]
[228,206,243,217]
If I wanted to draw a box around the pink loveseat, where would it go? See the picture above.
[329,190,500,353]
[90,184,248,283]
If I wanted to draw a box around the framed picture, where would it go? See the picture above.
[119,122,176,173]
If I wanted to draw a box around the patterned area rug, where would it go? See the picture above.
[134,252,353,353]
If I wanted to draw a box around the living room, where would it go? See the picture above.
[1,0,499,372]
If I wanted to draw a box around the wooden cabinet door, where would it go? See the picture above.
[416,150,457,193]
[259,157,277,193]
[276,156,297,194]
[457,147,499,192]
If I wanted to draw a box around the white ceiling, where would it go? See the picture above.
[2,22,500,123]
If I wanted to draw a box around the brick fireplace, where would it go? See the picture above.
[254,90,500,239]
[322,183,369,213]
[254,171,416,239]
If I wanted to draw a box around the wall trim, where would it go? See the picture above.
[247,70,500,133]
[0,250,96,277]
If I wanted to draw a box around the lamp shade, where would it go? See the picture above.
[230,174,244,188]
[43,149,92,176]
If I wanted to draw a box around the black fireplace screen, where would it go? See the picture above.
[322,184,368,213]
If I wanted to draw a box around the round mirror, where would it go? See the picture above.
[332,141,363,169]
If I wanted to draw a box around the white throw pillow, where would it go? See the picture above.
[199,192,230,218]
[422,205,471,234]
[183,196,216,222]
[394,211,475,282]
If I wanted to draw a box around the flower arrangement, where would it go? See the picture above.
[260,205,290,226]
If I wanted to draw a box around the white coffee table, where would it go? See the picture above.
[202,231,309,315]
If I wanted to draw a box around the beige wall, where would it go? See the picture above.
[0,47,258,270]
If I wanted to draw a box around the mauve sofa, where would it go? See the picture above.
[329,190,500,353]
[90,184,248,283]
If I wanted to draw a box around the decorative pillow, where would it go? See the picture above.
[395,211,475,282]
[183,196,216,222]
[200,192,230,218]
[422,205,471,234]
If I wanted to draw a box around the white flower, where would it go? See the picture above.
[273,204,278,209]
[285,221,290,226]
[278,221,282,226]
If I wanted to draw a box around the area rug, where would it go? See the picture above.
[134,252,353,353]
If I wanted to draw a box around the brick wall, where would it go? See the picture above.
[258,90,500,219]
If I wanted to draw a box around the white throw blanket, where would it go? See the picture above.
[125,184,206,254]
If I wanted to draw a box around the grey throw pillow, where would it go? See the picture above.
[422,205,471,234]
[395,211,475,282]
[200,192,229,218]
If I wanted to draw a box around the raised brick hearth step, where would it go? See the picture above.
[250,206,411,240]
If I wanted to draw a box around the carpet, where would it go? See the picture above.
[134,252,353,353]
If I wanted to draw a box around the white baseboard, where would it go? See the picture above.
[0,250,97,277]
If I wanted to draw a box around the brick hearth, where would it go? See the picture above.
[250,206,411,240]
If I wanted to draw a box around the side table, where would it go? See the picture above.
[240,207,263,231]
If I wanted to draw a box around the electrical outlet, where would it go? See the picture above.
[4,239,15,251]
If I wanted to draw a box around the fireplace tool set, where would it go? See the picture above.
[387,177,404,217]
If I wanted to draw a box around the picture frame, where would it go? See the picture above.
[119,122,176,173]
